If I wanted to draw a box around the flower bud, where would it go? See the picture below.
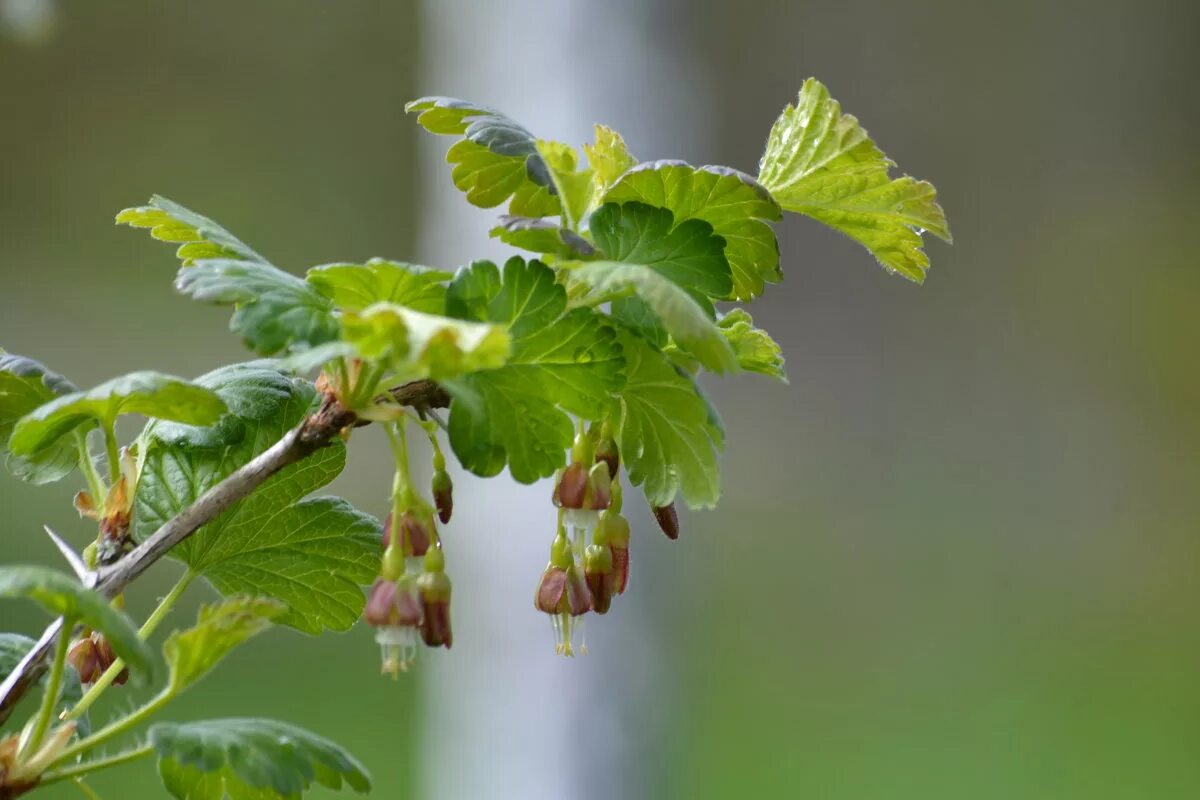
[553,462,588,509]
[597,510,631,595]
[92,634,129,686]
[417,570,453,649]
[653,503,679,540]
[535,566,568,614]
[364,578,422,628]
[594,426,619,478]
[68,637,102,684]
[383,510,432,557]
[432,469,453,524]
[583,543,616,614]
[585,461,612,510]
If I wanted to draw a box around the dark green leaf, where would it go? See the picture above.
[134,368,379,634]
[605,161,782,301]
[0,567,157,684]
[757,78,951,283]
[589,201,733,300]
[610,331,723,509]
[116,195,267,266]
[306,259,452,313]
[164,597,283,693]
[175,260,338,355]
[0,350,80,484]
[9,371,227,457]
[151,718,370,799]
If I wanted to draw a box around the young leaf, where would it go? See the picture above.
[116,195,268,266]
[443,258,625,482]
[406,96,560,217]
[604,161,782,301]
[0,566,157,684]
[571,260,737,374]
[8,371,227,457]
[610,331,723,509]
[164,597,283,692]
[535,141,594,230]
[718,309,787,380]
[341,303,510,381]
[175,259,339,355]
[589,202,733,299]
[583,124,637,199]
[0,633,87,734]
[0,350,80,484]
[306,259,452,313]
[757,78,951,283]
[489,216,596,260]
[150,719,370,800]
[134,368,380,634]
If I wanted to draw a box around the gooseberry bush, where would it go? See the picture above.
[0,79,948,798]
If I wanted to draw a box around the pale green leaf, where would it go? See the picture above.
[407,96,560,216]
[571,260,737,374]
[9,371,227,457]
[175,260,339,355]
[610,331,723,509]
[0,350,80,484]
[151,718,370,800]
[164,597,283,693]
[583,124,637,199]
[342,303,509,382]
[489,216,596,260]
[535,140,594,230]
[134,366,379,634]
[718,309,787,380]
[757,78,950,282]
[605,161,782,301]
[589,201,733,299]
[305,259,451,313]
[116,195,267,266]
[0,566,157,684]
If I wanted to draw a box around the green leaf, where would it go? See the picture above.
[757,78,950,283]
[305,259,452,313]
[535,140,594,230]
[0,566,157,685]
[583,124,637,199]
[164,597,283,693]
[150,718,370,800]
[611,296,668,348]
[9,371,227,458]
[489,216,596,260]
[341,304,509,382]
[407,96,560,217]
[0,350,80,484]
[718,309,787,380]
[571,260,737,374]
[605,161,782,301]
[443,259,625,482]
[610,331,723,509]
[116,195,267,266]
[589,201,733,300]
[134,367,379,634]
[0,633,87,735]
[176,260,339,355]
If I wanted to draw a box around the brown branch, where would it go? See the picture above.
[0,379,444,724]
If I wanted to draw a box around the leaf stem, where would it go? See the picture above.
[70,779,104,800]
[21,616,73,758]
[53,687,172,766]
[385,420,412,497]
[39,743,154,786]
[66,572,194,722]
[102,422,121,485]
[74,430,106,508]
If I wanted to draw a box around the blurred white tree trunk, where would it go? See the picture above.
[415,3,709,797]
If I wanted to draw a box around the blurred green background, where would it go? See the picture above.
[2,1,1198,798]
